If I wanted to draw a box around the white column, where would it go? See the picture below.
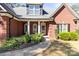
[28,21,30,34]
[38,21,40,33]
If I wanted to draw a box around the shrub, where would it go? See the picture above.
[69,32,79,41]
[15,34,31,44]
[31,33,44,43]
[1,33,44,50]
[3,37,19,49]
[58,32,70,41]
[24,34,31,43]
[59,32,79,41]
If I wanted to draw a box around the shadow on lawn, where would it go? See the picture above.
[37,40,79,56]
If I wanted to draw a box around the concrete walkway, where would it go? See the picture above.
[0,41,51,56]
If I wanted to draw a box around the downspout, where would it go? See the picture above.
[9,16,13,37]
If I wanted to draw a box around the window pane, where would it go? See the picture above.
[59,24,62,33]
[28,5,41,15]
[58,24,68,33]
[35,10,40,15]
[35,5,40,9]
[62,24,68,32]
[65,25,68,32]
[29,5,34,9]
[24,24,27,33]
[42,26,45,30]
[28,10,35,15]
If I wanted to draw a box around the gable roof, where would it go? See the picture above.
[0,3,52,19]
[0,4,7,12]
[1,3,79,20]
[51,3,79,18]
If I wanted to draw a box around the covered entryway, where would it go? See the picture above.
[24,21,48,35]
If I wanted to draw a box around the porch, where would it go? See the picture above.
[24,21,49,37]
[7,18,54,40]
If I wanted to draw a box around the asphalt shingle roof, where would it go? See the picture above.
[2,3,51,19]
[69,3,79,15]
[1,3,79,19]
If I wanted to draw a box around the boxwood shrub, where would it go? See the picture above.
[58,32,79,41]
[58,32,70,41]
[69,32,79,41]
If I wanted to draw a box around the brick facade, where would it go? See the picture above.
[0,5,77,40]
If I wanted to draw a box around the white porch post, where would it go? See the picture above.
[38,21,40,33]
[28,21,30,34]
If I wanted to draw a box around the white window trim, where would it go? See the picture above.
[0,5,7,12]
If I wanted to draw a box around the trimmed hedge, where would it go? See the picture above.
[58,32,79,41]
[58,32,70,41]
[69,32,79,41]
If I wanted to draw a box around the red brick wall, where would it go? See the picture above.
[0,16,9,39]
[10,19,24,37]
[0,5,77,40]
[0,16,25,39]
[48,6,77,39]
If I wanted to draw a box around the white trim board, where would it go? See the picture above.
[0,5,7,12]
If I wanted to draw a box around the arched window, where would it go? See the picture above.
[33,23,38,34]
[41,22,46,35]
[24,23,28,33]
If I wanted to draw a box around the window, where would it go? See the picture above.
[28,5,41,15]
[41,23,46,35]
[24,24,28,33]
[33,23,38,33]
[57,24,69,33]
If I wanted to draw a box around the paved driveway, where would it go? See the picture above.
[0,41,50,56]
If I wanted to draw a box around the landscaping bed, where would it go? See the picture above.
[0,33,45,53]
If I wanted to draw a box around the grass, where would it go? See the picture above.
[36,40,79,56]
